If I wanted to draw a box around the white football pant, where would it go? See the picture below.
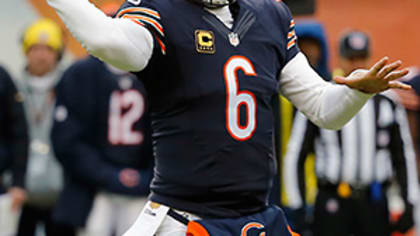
[123,201,200,236]
[78,192,148,236]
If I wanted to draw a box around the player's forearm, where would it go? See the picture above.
[314,83,372,130]
[47,0,153,71]
[280,52,373,130]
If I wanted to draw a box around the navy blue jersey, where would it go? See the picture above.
[52,57,153,195]
[0,66,28,192]
[117,0,299,217]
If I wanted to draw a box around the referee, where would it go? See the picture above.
[283,31,419,236]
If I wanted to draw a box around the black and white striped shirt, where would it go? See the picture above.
[283,94,419,208]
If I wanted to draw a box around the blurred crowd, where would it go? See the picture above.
[0,2,419,236]
[0,4,153,236]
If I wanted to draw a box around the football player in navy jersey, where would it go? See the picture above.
[51,56,154,235]
[47,0,411,235]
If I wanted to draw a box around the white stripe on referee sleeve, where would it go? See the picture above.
[395,104,420,204]
[375,99,394,182]
[359,100,376,185]
[279,53,373,130]
[378,99,394,127]
[283,112,307,209]
[341,117,358,185]
[375,149,392,182]
[320,129,341,184]
[315,139,327,180]
[47,0,154,72]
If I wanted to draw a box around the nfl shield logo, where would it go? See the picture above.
[228,32,240,47]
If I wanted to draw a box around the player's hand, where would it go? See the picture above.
[8,187,27,211]
[119,168,140,188]
[333,57,411,94]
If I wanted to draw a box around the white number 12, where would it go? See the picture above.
[108,90,145,145]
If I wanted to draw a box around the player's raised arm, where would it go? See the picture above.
[47,0,153,71]
[279,52,409,130]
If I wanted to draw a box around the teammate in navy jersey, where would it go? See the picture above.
[51,57,153,235]
[47,0,411,235]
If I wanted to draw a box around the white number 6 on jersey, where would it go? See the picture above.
[128,0,141,5]
[224,56,257,141]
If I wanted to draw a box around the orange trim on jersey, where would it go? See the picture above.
[127,18,166,55]
[290,20,295,28]
[155,33,167,55]
[117,7,160,19]
[128,18,145,27]
[287,38,296,50]
[288,226,301,236]
[186,221,210,236]
[122,15,164,36]
[288,30,296,39]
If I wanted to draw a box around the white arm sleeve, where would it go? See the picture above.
[48,0,154,72]
[280,52,374,130]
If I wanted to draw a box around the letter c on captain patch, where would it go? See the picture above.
[241,222,266,236]
[195,30,216,54]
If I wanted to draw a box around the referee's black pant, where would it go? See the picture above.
[313,185,390,236]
